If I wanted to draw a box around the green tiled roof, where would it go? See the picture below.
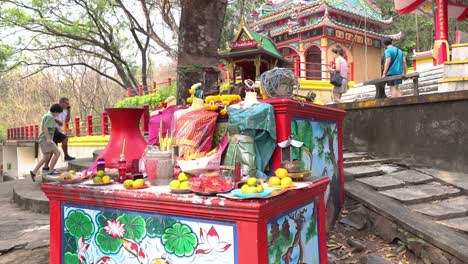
[325,0,383,21]
[249,29,282,58]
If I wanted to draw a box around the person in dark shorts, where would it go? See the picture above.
[382,38,407,97]
[43,97,75,173]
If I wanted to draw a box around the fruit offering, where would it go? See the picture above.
[92,170,112,184]
[240,177,264,194]
[169,172,192,190]
[270,168,293,188]
[60,170,82,181]
[190,171,234,193]
[123,179,146,188]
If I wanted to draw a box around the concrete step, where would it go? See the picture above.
[443,61,468,78]
[379,181,461,205]
[344,158,401,167]
[345,181,468,263]
[343,152,370,161]
[12,180,49,214]
[357,170,434,191]
[452,44,468,61]
[344,165,384,181]
[93,149,104,160]
[68,157,94,172]
[438,79,468,92]
[438,216,468,234]
[410,196,468,220]
[415,168,468,193]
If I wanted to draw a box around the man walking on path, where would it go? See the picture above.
[43,97,75,174]
[382,38,407,98]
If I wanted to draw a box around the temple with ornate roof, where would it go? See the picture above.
[250,0,401,84]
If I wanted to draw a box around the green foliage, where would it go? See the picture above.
[268,225,294,264]
[115,82,177,109]
[220,0,267,47]
[0,44,14,71]
[397,228,426,252]
[305,214,317,242]
[64,210,94,240]
[0,0,141,89]
[374,0,467,65]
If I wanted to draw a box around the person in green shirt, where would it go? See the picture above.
[30,104,63,182]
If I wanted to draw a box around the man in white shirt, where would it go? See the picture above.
[43,97,75,173]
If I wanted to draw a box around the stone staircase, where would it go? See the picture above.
[343,152,468,264]
[438,44,468,92]
[342,65,444,102]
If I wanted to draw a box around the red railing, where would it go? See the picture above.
[7,125,39,141]
[127,78,172,97]
[8,105,150,140]
[292,57,354,81]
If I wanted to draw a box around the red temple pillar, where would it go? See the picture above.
[434,0,449,64]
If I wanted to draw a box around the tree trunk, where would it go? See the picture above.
[176,0,228,104]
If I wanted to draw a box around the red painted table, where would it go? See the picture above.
[42,177,329,264]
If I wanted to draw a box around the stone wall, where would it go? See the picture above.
[338,91,468,173]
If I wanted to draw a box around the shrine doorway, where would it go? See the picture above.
[305,45,321,80]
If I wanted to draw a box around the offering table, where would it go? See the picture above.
[42,177,329,264]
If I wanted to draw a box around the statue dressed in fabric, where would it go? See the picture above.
[173,108,219,158]
[148,105,187,146]
[223,100,276,178]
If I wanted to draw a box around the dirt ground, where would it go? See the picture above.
[328,204,425,264]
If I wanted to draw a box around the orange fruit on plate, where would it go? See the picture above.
[269,176,281,186]
[275,168,288,179]
[281,177,293,187]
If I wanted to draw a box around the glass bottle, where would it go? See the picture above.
[172,146,181,179]
[96,158,105,172]
[118,154,126,183]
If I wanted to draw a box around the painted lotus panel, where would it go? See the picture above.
[62,205,236,264]
[291,119,341,226]
[267,202,319,264]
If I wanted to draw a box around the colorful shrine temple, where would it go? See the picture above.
[219,22,290,86]
[250,0,401,84]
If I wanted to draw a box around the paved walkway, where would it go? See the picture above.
[0,180,49,264]
[344,152,468,264]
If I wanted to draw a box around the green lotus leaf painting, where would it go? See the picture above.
[64,232,77,253]
[65,210,94,239]
[64,252,79,264]
[97,211,120,227]
[63,205,235,263]
[161,222,197,257]
[145,216,177,238]
[117,214,146,242]
[96,228,123,254]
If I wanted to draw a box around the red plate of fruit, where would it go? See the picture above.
[189,171,234,196]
